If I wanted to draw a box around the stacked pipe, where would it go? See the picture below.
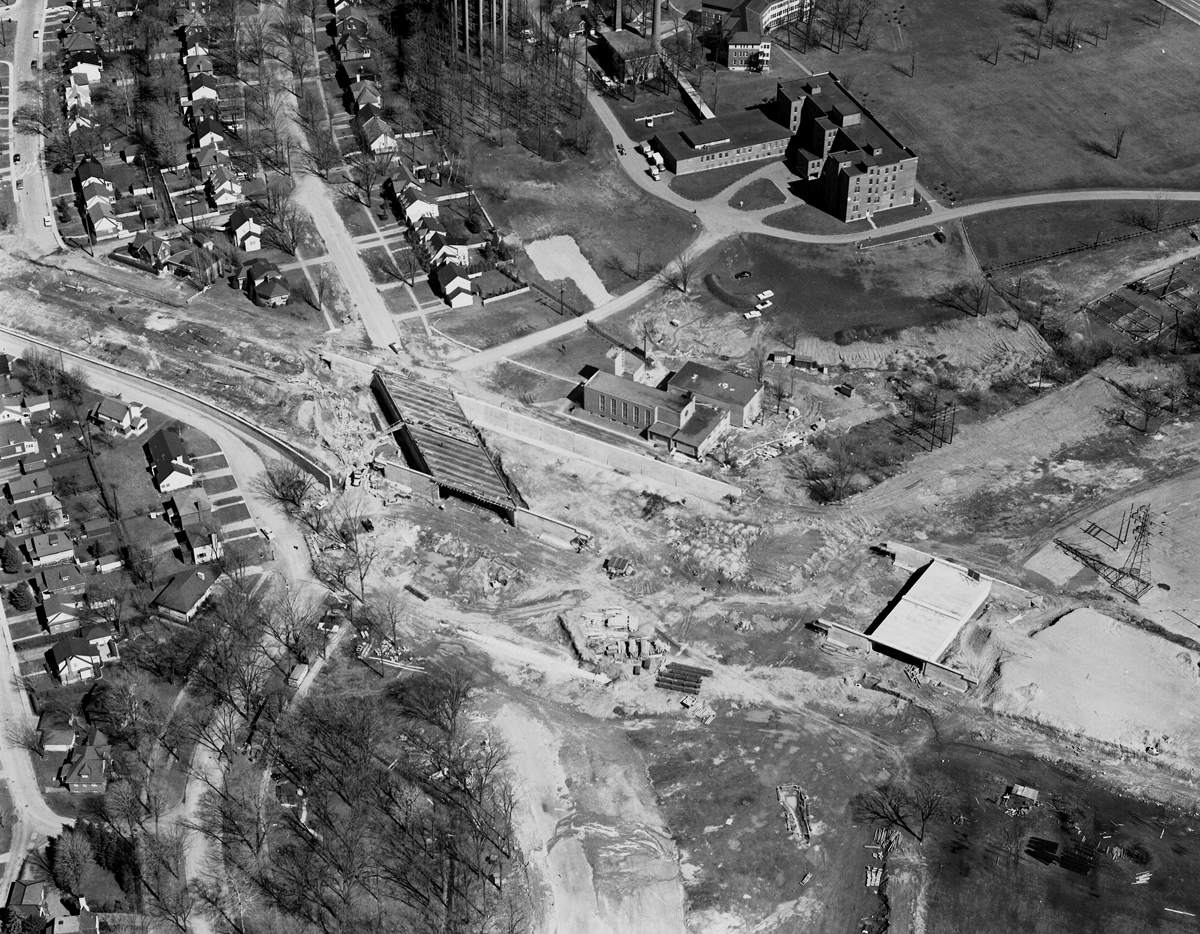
[655,662,713,695]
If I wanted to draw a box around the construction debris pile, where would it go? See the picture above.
[559,607,668,678]
[665,516,761,583]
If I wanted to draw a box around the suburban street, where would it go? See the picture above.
[5,0,64,256]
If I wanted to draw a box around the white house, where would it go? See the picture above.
[435,263,474,309]
[228,207,262,252]
[401,184,438,226]
[91,397,147,436]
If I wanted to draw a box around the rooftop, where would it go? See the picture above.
[778,72,915,166]
[153,568,218,614]
[602,29,653,56]
[655,108,790,165]
[668,360,762,407]
[587,371,690,414]
[866,560,992,664]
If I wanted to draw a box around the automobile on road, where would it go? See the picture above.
[12,154,19,163]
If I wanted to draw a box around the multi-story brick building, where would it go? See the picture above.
[776,73,918,222]
[722,31,771,71]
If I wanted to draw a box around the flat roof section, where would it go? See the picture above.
[867,560,992,665]
[655,108,791,167]
[669,360,761,407]
[588,371,689,415]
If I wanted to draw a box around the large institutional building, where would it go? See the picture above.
[652,72,918,223]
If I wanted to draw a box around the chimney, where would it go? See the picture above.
[615,0,622,30]
[651,0,661,51]
[197,571,206,581]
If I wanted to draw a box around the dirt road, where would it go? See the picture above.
[492,702,687,934]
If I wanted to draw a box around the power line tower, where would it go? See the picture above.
[1115,504,1152,599]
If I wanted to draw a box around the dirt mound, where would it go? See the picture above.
[982,608,1200,766]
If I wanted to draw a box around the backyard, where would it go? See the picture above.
[791,0,1200,200]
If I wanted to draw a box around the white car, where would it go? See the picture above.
[755,300,773,311]
[743,310,761,320]
[261,528,276,541]
[43,216,51,227]
[314,498,328,510]
[757,289,775,300]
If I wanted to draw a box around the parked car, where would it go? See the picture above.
[12,154,19,163]
[32,29,39,37]
[43,216,51,226]
[261,528,276,541]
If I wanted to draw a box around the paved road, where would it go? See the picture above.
[0,596,71,899]
[4,0,65,256]
[293,174,402,349]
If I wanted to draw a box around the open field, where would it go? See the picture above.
[428,294,568,352]
[793,0,1200,199]
[964,200,1200,269]
[691,230,978,342]
[475,131,699,295]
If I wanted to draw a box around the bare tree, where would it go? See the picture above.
[657,248,696,293]
[6,721,45,759]
[258,460,315,512]
[853,780,949,842]
[1113,125,1126,159]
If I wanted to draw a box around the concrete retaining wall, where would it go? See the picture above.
[814,618,872,652]
[0,326,336,490]
[921,660,977,693]
[455,396,741,504]
[376,457,440,504]
[513,508,588,548]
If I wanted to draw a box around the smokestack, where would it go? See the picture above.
[651,0,661,50]
[615,0,622,31]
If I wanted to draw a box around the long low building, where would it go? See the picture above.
[653,109,791,177]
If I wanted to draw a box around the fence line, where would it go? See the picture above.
[982,216,1200,272]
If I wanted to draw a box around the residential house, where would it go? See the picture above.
[49,635,105,684]
[193,115,224,149]
[429,231,469,266]
[11,496,67,535]
[336,10,370,36]
[61,31,98,55]
[144,428,194,492]
[415,215,447,245]
[79,516,110,539]
[192,142,230,176]
[0,395,24,425]
[39,592,81,634]
[38,563,87,596]
[349,78,381,111]
[93,397,148,435]
[64,10,100,33]
[400,184,438,226]
[162,242,222,283]
[128,232,172,266]
[5,470,53,504]
[76,157,112,192]
[184,53,214,75]
[182,527,222,564]
[85,202,122,241]
[80,178,113,211]
[67,109,95,137]
[5,881,48,921]
[171,487,213,526]
[28,531,75,568]
[188,73,220,101]
[434,263,474,308]
[206,164,241,209]
[254,277,291,308]
[60,732,110,793]
[336,33,371,60]
[68,50,104,84]
[183,37,210,58]
[152,567,218,623]
[228,206,262,252]
[355,111,398,153]
[64,75,93,110]
[47,911,99,934]
[22,393,50,416]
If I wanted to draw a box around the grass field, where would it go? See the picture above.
[964,200,1200,268]
[693,230,977,341]
[477,130,698,295]
[669,161,768,201]
[432,294,570,352]
[793,0,1200,199]
[730,178,788,211]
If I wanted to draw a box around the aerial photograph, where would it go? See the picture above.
[0,0,1199,930]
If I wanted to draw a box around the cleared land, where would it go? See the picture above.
[476,134,698,295]
[693,230,978,342]
[794,0,1200,199]
[730,178,788,211]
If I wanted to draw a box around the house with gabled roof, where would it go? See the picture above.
[184,53,214,75]
[85,202,122,241]
[62,31,98,54]
[228,206,262,252]
[129,232,172,266]
[92,397,148,436]
[5,469,53,504]
[400,183,438,226]
[336,33,371,60]
[68,50,103,84]
[29,531,77,568]
[152,567,218,623]
[39,592,82,634]
[49,635,105,684]
[350,78,381,111]
[206,164,241,208]
[0,421,39,462]
[144,427,194,492]
[192,142,230,176]
[435,263,474,308]
[194,115,224,149]
[188,73,219,101]
[254,277,291,308]
[430,231,469,266]
[6,881,48,921]
[355,112,398,153]
[60,733,110,793]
